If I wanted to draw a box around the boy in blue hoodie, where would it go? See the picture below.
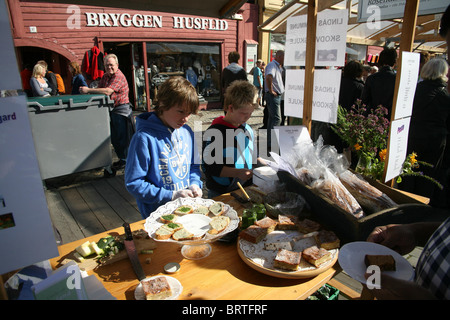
[202,80,262,198]
[125,77,203,219]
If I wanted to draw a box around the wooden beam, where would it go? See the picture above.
[382,0,419,184]
[302,0,318,133]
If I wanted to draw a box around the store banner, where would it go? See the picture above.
[357,0,450,23]
[284,69,341,124]
[285,9,348,67]
[384,117,411,182]
[394,51,420,121]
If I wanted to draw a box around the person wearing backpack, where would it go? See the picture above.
[37,60,66,95]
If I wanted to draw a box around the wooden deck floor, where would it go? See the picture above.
[45,169,142,244]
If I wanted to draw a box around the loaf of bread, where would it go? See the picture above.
[297,218,321,234]
[302,246,332,267]
[209,202,224,216]
[141,277,172,300]
[276,214,298,230]
[254,217,277,234]
[239,225,267,244]
[339,170,397,213]
[155,225,175,240]
[173,205,194,215]
[273,249,302,271]
[208,216,230,235]
[314,230,340,250]
[172,228,194,241]
[364,254,396,271]
[312,176,364,219]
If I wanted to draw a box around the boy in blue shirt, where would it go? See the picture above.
[125,77,203,219]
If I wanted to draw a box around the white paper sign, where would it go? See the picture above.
[394,51,420,120]
[384,117,411,182]
[274,125,312,158]
[0,95,59,275]
[357,0,450,22]
[285,9,348,67]
[284,69,341,123]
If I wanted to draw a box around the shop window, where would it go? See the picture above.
[146,42,221,102]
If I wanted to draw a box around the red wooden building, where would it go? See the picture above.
[7,0,259,109]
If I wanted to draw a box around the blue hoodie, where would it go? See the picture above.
[125,112,202,219]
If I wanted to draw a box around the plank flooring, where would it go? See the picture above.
[45,171,142,244]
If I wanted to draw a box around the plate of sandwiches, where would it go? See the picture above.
[237,215,339,279]
[135,275,183,300]
[144,197,240,245]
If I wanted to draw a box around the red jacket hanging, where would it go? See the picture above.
[82,46,105,81]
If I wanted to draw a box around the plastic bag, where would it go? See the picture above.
[311,168,364,219]
[338,170,397,213]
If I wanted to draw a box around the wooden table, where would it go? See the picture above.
[49,192,338,300]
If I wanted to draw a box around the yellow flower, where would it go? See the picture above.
[354,143,362,151]
[410,152,417,165]
[379,149,387,161]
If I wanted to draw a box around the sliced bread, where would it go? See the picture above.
[172,228,194,241]
[208,216,231,235]
[155,225,174,240]
[209,202,224,216]
[160,214,177,223]
[174,205,194,215]
[192,206,210,215]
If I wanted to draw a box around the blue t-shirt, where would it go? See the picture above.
[253,67,263,88]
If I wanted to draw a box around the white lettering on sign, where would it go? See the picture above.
[85,12,228,31]
[85,12,163,28]
[172,16,228,30]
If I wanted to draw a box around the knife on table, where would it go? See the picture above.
[123,222,146,281]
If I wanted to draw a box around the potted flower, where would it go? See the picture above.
[332,101,442,189]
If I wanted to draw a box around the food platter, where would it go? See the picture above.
[237,230,338,279]
[144,197,239,259]
[338,241,415,284]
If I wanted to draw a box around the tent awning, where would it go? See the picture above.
[258,0,447,53]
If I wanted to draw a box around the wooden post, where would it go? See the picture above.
[302,0,318,133]
[382,0,419,184]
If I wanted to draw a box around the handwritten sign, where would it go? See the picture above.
[394,51,420,120]
[285,9,348,67]
[274,125,312,159]
[384,117,411,182]
[284,69,341,123]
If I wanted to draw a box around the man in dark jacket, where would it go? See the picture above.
[221,51,248,108]
[361,48,398,118]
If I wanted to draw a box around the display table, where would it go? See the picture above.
[49,193,338,300]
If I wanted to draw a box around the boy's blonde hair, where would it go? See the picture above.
[224,80,258,111]
[155,76,199,115]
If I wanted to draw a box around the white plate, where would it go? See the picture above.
[338,241,415,284]
[176,214,211,238]
[134,276,183,300]
[144,198,239,244]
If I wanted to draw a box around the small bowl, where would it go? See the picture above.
[264,191,306,218]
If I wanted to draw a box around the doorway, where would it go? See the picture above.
[103,42,136,108]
